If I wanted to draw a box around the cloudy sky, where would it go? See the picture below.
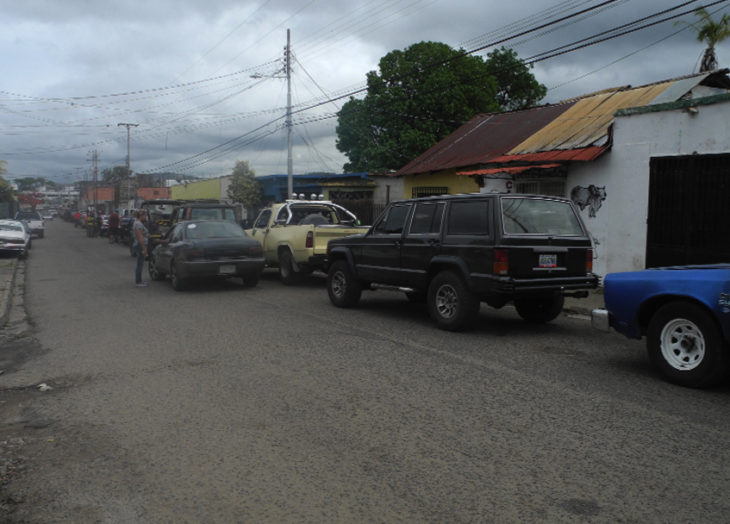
[2,0,729,184]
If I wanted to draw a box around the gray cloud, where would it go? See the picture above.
[2,0,728,183]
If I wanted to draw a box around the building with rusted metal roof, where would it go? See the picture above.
[392,70,730,277]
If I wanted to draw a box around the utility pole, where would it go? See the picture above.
[118,123,138,206]
[285,28,293,200]
[251,30,293,200]
[90,150,99,211]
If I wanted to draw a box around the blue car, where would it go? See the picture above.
[592,264,730,388]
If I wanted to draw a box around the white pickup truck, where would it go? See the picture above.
[15,210,45,238]
[246,200,367,284]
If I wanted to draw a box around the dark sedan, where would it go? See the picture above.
[149,220,264,290]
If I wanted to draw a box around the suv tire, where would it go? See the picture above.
[327,260,361,308]
[514,294,564,323]
[427,271,479,331]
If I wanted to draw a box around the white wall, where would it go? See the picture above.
[567,98,730,277]
[372,176,404,205]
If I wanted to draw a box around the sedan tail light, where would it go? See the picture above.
[182,248,205,260]
[493,249,508,275]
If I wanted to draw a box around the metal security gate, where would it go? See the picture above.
[647,154,730,267]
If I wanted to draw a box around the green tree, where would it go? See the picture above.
[336,41,545,172]
[0,174,14,203]
[678,8,730,72]
[13,177,46,192]
[485,47,547,111]
[102,165,131,184]
[227,161,262,216]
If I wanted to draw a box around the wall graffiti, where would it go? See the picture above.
[570,185,606,218]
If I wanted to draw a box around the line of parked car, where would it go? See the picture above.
[0,210,48,258]
[61,193,730,389]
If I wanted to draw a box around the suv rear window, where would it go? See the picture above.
[447,200,489,235]
[501,197,584,236]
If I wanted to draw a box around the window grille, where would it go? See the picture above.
[412,186,448,198]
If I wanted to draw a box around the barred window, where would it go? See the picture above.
[412,186,448,198]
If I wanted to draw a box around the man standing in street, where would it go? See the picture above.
[133,210,149,288]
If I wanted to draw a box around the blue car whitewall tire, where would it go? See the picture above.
[647,302,729,388]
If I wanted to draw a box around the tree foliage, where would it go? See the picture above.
[0,177,13,203]
[102,165,131,184]
[336,42,546,172]
[485,47,547,111]
[227,161,262,214]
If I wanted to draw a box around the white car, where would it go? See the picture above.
[0,219,31,257]
[15,210,45,238]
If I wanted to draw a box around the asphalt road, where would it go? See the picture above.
[1,219,730,523]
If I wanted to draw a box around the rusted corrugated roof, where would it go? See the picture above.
[507,82,672,154]
[491,146,608,164]
[457,164,561,175]
[395,103,575,176]
[396,72,729,177]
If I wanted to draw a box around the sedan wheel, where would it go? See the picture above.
[170,262,186,291]
[647,301,729,387]
[148,255,163,281]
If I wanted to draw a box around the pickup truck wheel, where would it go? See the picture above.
[148,255,163,281]
[514,294,564,323]
[327,260,361,308]
[279,250,301,285]
[647,302,729,388]
[170,262,187,291]
[427,271,479,331]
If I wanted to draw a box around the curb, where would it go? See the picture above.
[0,258,19,328]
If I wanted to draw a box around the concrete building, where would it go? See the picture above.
[394,70,730,277]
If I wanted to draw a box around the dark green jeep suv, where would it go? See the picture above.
[326,193,598,331]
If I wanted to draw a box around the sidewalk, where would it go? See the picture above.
[0,257,19,328]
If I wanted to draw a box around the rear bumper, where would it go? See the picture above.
[591,308,610,332]
[176,257,265,279]
[478,274,600,295]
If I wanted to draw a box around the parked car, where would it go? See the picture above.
[148,220,264,290]
[245,199,367,284]
[0,219,32,257]
[15,210,44,238]
[592,265,730,388]
[326,193,598,331]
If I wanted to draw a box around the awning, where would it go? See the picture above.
[457,164,562,176]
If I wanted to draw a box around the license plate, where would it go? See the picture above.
[219,264,236,275]
[538,254,557,268]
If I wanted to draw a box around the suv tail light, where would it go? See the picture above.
[493,249,508,275]
[586,249,593,273]
[305,230,314,249]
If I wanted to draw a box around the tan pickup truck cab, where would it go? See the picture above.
[246,200,367,284]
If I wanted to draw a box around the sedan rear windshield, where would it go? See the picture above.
[0,223,23,232]
[185,221,245,239]
[501,197,584,236]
